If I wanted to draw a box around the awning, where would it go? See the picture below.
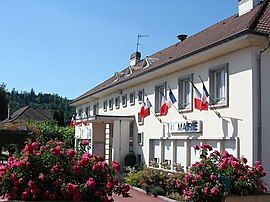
[75,115,135,124]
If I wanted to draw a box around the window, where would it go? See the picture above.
[109,99,113,110]
[85,107,89,117]
[138,89,144,103]
[138,113,144,125]
[78,108,83,118]
[93,103,99,115]
[179,75,192,110]
[115,96,120,109]
[122,94,127,107]
[103,100,108,111]
[209,64,228,106]
[155,83,167,113]
[137,132,143,146]
[130,92,135,106]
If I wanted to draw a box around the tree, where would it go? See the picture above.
[0,84,8,121]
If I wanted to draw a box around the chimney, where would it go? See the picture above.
[238,0,261,16]
[7,105,11,120]
[177,34,188,42]
[130,51,141,66]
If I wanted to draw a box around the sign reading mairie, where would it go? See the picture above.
[169,121,202,133]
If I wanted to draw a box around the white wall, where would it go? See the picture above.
[75,46,256,171]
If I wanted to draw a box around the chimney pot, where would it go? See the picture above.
[7,105,11,120]
[177,34,188,42]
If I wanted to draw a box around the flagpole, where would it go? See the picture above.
[167,84,187,120]
[198,75,221,118]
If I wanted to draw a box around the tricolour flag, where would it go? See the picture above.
[160,95,169,116]
[167,88,177,107]
[70,116,75,127]
[190,80,208,111]
[201,82,209,109]
[139,98,152,118]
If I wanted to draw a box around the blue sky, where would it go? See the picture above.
[0,0,237,99]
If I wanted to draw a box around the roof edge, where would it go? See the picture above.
[71,30,264,106]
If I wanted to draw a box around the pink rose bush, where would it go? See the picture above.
[177,144,267,201]
[0,140,129,201]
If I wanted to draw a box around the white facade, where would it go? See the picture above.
[71,2,270,184]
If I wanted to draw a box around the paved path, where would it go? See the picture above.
[113,188,165,202]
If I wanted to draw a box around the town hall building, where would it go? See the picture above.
[70,0,270,183]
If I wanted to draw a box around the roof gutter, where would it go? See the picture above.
[70,30,268,106]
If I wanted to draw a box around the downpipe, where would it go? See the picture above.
[257,36,270,161]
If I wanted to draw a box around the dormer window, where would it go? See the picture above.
[114,72,119,82]
[143,56,159,69]
[126,66,133,76]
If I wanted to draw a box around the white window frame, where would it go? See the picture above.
[138,112,144,125]
[178,75,193,111]
[115,96,120,109]
[109,98,113,110]
[122,94,127,107]
[209,64,229,107]
[137,132,144,146]
[130,92,135,106]
[138,89,144,104]
[93,103,99,116]
[103,100,108,112]
[78,108,83,118]
[85,107,89,117]
[155,82,167,114]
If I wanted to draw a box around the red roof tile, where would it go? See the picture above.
[71,0,270,105]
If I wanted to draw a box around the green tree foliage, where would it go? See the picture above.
[5,87,75,124]
[36,121,75,146]
[0,84,8,121]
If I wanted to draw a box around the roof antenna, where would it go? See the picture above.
[136,34,149,52]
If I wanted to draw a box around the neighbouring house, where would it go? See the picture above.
[0,106,53,149]
[70,0,270,184]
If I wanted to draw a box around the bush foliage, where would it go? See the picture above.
[0,140,129,201]
[125,145,267,201]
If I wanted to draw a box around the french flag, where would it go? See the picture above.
[70,116,76,127]
[167,88,177,107]
[194,84,209,111]
[140,98,152,118]
[160,95,169,116]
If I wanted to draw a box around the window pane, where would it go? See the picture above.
[183,80,190,107]
[179,78,191,109]
[155,84,166,112]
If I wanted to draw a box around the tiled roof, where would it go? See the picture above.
[1,106,53,123]
[71,0,270,105]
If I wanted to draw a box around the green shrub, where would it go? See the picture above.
[124,170,145,188]
[151,186,165,196]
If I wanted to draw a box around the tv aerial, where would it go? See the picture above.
[136,33,149,52]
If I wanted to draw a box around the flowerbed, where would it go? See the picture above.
[125,144,267,201]
[0,140,129,201]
